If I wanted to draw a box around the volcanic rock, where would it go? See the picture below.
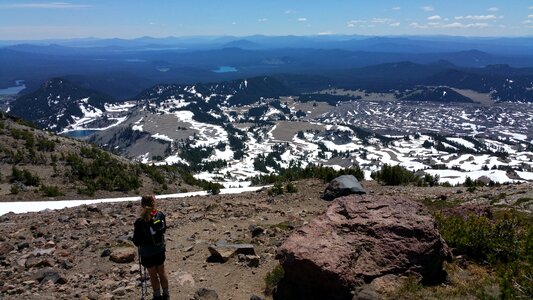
[276,195,451,299]
[0,242,14,255]
[322,175,366,201]
[109,247,135,263]
[207,240,256,263]
[193,288,219,300]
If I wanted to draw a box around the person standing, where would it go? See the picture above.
[133,195,169,300]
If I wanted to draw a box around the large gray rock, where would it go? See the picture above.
[276,195,451,300]
[322,175,365,201]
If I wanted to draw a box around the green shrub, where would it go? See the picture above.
[286,182,298,193]
[40,185,63,197]
[371,164,419,186]
[10,166,40,186]
[206,182,221,195]
[10,185,19,195]
[268,182,284,196]
[436,211,532,299]
[250,164,364,185]
[264,265,285,295]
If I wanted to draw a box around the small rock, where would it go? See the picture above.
[250,296,265,300]
[87,205,100,213]
[0,242,14,256]
[238,254,260,268]
[112,286,127,296]
[353,285,381,300]
[130,264,140,274]
[16,242,30,250]
[101,249,112,257]
[87,291,99,300]
[25,257,52,269]
[176,272,195,288]
[193,288,219,300]
[33,267,67,284]
[249,225,265,238]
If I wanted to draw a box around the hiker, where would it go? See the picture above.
[133,195,169,300]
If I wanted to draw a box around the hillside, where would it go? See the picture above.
[0,112,202,201]
[9,78,119,133]
[0,179,531,299]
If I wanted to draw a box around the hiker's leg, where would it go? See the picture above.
[156,264,169,289]
[147,266,161,295]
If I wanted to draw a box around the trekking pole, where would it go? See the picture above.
[138,249,147,300]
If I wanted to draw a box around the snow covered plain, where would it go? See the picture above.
[59,87,533,187]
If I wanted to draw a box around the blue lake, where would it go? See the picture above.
[62,130,99,138]
[212,66,238,73]
[0,80,26,95]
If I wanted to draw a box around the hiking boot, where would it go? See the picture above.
[162,294,169,300]
[152,296,163,300]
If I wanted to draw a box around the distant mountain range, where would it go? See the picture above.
[1,35,533,99]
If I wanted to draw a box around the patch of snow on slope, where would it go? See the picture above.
[151,133,173,142]
[0,186,267,216]
[447,137,475,149]
[105,102,136,112]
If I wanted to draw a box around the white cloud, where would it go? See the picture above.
[427,15,442,21]
[422,6,435,12]
[389,22,401,27]
[488,7,499,12]
[285,10,294,14]
[257,18,268,22]
[410,22,429,29]
[441,22,489,28]
[347,20,366,27]
[410,21,490,29]
[371,18,394,23]
[317,31,334,35]
[348,18,397,27]
[455,15,499,20]
[392,7,401,11]
[297,18,307,22]
[529,14,533,18]
[0,2,91,9]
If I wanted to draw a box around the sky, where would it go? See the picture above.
[0,0,532,40]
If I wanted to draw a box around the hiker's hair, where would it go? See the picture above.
[140,195,156,220]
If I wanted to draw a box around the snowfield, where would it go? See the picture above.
[55,93,533,186]
[0,186,267,216]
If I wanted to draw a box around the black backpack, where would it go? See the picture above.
[133,211,166,246]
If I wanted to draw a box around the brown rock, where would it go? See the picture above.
[442,203,492,219]
[0,242,14,256]
[276,195,451,299]
[25,257,52,269]
[109,247,136,263]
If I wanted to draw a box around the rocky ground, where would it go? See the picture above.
[0,179,532,300]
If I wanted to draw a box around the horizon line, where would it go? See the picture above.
[1,33,533,42]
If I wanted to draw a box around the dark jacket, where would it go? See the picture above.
[132,210,166,257]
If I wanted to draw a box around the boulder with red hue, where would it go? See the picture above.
[275,195,452,300]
